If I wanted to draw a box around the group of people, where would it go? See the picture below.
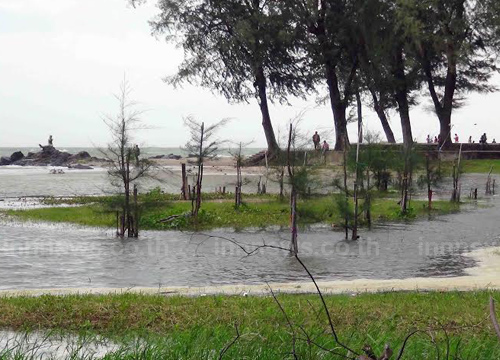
[466,133,496,144]
[426,134,443,144]
[312,131,330,154]
[426,133,497,145]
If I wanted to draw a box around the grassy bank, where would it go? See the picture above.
[5,195,460,231]
[0,291,499,359]
[460,159,500,174]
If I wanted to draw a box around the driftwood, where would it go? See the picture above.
[358,344,394,360]
[158,214,184,223]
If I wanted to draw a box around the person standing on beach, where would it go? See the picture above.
[312,131,320,150]
[133,144,140,165]
[321,140,329,154]
[454,134,459,143]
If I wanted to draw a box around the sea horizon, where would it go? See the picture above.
[0,146,266,159]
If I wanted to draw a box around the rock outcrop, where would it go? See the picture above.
[0,157,11,166]
[10,151,25,163]
[0,147,105,168]
[149,153,182,160]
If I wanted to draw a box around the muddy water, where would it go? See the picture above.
[0,172,498,290]
[0,330,118,359]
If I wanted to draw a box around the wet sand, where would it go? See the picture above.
[1,247,498,298]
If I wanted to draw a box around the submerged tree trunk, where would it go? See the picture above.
[290,188,298,255]
[287,123,298,255]
[370,88,396,143]
[425,155,433,210]
[255,66,280,155]
[133,184,139,238]
[352,92,362,240]
[343,141,349,240]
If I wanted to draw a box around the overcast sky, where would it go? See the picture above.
[1,0,500,148]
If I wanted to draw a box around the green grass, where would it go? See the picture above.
[5,195,460,231]
[0,291,499,359]
[440,159,500,175]
[460,159,500,174]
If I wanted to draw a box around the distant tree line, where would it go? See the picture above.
[131,0,500,152]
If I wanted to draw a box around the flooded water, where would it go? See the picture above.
[0,330,117,359]
[0,171,498,290]
[0,166,277,198]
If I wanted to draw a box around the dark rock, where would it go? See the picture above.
[0,157,11,166]
[10,151,24,163]
[167,154,182,160]
[50,152,71,167]
[70,151,91,160]
[1,147,106,167]
[149,154,182,160]
[68,164,94,170]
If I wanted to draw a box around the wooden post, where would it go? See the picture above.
[116,211,119,236]
[133,184,139,238]
[181,163,188,200]
[120,214,125,237]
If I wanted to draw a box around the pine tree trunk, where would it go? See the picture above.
[255,67,279,155]
[393,47,413,146]
[370,89,396,143]
[325,63,349,151]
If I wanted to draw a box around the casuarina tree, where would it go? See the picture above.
[183,116,228,218]
[135,0,310,156]
[283,0,361,151]
[102,79,153,238]
[397,0,500,147]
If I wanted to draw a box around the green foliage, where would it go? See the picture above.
[6,196,460,231]
[151,0,309,104]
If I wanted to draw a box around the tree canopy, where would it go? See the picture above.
[132,0,500,149]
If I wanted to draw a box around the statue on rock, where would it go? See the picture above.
[39,135,55,153]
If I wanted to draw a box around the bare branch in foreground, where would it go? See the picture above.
[267,284,298,360]
[218,324,240,360]
[491,297,500,342]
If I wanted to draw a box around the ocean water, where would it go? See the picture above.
[0,147,265,159]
